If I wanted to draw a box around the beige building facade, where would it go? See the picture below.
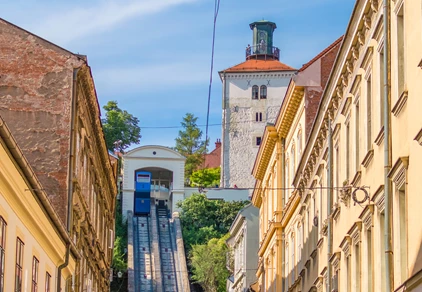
[251,38,341,291]
[0,117,76,292]
[253,0,422,291]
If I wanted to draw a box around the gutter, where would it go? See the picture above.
[383,0,393,290]
[58,67,80,291]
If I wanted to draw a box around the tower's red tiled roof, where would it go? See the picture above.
[220,59,295,73]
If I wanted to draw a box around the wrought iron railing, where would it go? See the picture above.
[246,45,280,59]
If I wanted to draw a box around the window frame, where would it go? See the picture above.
[15,238,24,292]
[45,272,51,292]
[252,85,259,100]
[0,217,6,292]
[260,85,267,99]
[32,256,39,292]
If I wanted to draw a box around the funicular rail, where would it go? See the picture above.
[133,216,153,292]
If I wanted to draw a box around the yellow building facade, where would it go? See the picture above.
[253,0,422,291]
[0,116,76,292]
[251,38,341,291]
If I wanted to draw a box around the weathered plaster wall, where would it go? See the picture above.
[0,19,84,223]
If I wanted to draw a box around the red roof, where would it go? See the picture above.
[220,59,295,73]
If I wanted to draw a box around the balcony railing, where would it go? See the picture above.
[246,45,280,60]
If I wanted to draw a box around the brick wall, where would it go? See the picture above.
[0,19,84,223]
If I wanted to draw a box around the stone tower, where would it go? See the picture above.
[219,20,296,189]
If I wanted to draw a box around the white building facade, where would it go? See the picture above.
[226,204,260,292]
[219,20,296,189]
[122,145,185,217]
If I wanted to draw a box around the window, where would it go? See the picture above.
[285,155,289,200]
[291,235,295,283]
[354,243,361,291]
[355,101,360,171]
[397,5,405,95]
[15,238,24,292]
[297,130,302,158]
[256,137,262,146]
[367,75,372,151]
[45,273,51,292]
[260,85,267,99]
[255,112,263,122]
[398,188,407,284]
[285,244,289,289]
[291,146,295,185]
[379,49,385,128]
[346,255,351,292]
[0,217,6,292]
[335,144,339,202]
[346,123,350,179]
[32,257,39,292]
[367,229,373,292]
[252,85,259,99]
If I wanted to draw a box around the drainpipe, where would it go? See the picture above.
[327,118,333,292]
[57,67,80,291]
[221,72,227,187]
[281,138,285,290]
[281,138,286,208]
[383,0,393,290]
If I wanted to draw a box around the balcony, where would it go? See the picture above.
[246,45,280,60]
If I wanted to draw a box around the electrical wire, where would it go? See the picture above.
[140,119,272,129]
[204,0,221,152]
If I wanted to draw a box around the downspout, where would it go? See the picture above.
[57,67,79,292]
[281,138,285,290]
[383,0,393,290]
[221,72,227,187]
[327,118,333,292]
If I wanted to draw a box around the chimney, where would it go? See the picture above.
[215,139,222,149]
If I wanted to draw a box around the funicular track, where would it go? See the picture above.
[157,205,178,292]
[133,215,153,292]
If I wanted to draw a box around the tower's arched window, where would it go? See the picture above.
[260,85,267,99]
[252,85,259,99]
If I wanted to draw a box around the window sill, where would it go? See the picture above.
[392,90,408,117]
[351,171,362,187]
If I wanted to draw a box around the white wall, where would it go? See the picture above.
[222,72,295,189]
[122,145,185,218]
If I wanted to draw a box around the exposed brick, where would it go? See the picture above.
[0,19,84,223]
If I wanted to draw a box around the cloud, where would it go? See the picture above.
[33,0,199,45]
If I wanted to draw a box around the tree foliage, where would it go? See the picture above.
[102,100,141,152]
[190,235,230,292]
[175,113,207,182]
[177,193,248,253]
[189,167,220,187]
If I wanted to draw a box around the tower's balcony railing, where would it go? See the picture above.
[246,45,280,60]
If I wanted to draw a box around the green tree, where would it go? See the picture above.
[102,100,141,152]
[190,234,230,292]
[177,193,248,253]
[175,113,207,182]
[189,167,220,187]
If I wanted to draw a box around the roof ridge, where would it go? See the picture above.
[219,58,296,74]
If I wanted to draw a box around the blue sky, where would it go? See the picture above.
[1,0,355,150]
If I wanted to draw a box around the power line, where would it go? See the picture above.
[204,0,221,151]
[140,119,272,129]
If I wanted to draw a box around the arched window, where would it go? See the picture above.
[252,85,259,99]
[260,85,267,99]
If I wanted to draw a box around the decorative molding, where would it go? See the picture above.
[310,248,318,260]
[370,0,379,13]
[339,180,352,207]
[414,128,422,146]
[340,96,352,117]
[359,204,374,230]
[350,75,362,97]
[321,219,328,237]
[332,202,341,221]
[374,126,385,146]
[387,156,409,190]
[329,252,341,272]
[360,47,374,71]
[361,149,374,168]
[391,90,408,117]
[348,221,363,245]
[340,235,352,257]
[317,237,324,249]
[351,171,362,187]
